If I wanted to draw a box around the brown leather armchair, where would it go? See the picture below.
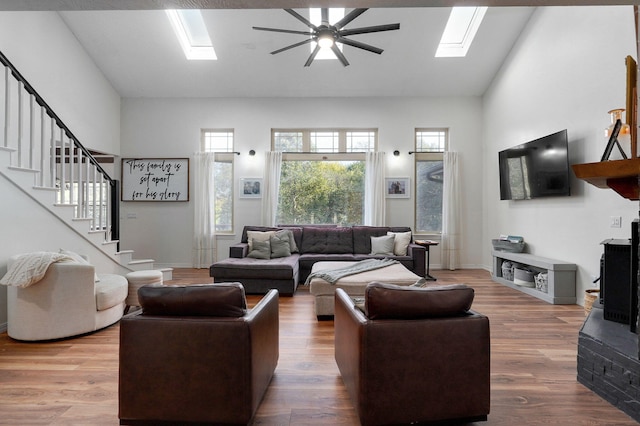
[118,283,279,425]
[334,282,490,426]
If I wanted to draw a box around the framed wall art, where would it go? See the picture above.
[121,158,189,201]
[385,177,410,198]
[239,178,263,198]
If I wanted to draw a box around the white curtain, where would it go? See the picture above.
[442,151,461,270]
[192,152,216,268]
[364,151,386,226]
[261,151,282,226]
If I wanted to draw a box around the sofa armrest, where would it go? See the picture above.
[334,288,367,415]
[407,243,426,276]
[246,289,279,408]
[230,242,249,258]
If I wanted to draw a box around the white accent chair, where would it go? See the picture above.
[6,255,128,341]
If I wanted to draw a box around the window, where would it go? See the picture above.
[202,130,234,232]
[272,128,376,225]
[273,129,376,153]
[415,129,446,234]
[435,7,488,58]
[166,9,217,60]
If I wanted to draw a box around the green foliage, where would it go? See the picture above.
[277,161,364,225]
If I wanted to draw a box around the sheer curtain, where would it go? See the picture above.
[364,151,386,226]
[261,151,282,226]
[192,152,217,268]
[441,151,461,270]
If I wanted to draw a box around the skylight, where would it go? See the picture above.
[435,7,487,58]
[309,8,345,60]
[166,9,217,60]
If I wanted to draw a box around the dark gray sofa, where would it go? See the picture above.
[209,225,426,296]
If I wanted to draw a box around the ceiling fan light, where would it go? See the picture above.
[318,34,334,49]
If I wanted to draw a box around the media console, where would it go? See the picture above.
[491,250,577,304]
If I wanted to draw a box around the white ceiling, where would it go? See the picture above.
[57,7,534,98]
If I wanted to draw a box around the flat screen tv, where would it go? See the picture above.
[498,129,570,200]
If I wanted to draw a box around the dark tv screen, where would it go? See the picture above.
[498,129,570,200]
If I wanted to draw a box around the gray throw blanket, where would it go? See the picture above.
[304,258,399,286]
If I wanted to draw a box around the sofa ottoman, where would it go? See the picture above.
[308,261,422,318]
[210,254,300,296]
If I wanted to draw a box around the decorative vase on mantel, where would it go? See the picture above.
[605,108,632,160]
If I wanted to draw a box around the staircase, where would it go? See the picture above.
[0,51,171,281]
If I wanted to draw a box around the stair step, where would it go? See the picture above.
[5,166,38,187]
[128,259,155,271]
[115,250,134,265]
[72,217,93,222]
[8,165,39,173]
[159,267,173,282]
[32,186,57,192]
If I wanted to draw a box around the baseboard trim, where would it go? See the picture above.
[0,322,7,334]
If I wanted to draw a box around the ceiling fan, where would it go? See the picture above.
[253,8,400,67]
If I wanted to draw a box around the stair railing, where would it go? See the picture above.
[0,50,119,242]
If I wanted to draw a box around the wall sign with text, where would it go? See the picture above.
[121,158,189,202]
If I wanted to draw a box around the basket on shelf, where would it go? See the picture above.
[492,239,525,253]
[501,261,514,281]
[514,267,535,288]
[534,272,548,293]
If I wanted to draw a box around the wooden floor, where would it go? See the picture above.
[0,268,636,425]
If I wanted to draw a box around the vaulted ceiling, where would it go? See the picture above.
[1,1,628,98]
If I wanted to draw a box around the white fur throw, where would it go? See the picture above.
[0,252,73,288]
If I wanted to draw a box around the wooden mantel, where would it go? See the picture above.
[572,158,640,200]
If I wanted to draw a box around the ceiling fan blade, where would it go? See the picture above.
[253,26,312,36]
[339,23,400,37]
[338,37,384,55]
[270,38,313,55]
[304,44,321,67]
[284,8,318,31]
[331,44,350,67]
[334,8,368,29]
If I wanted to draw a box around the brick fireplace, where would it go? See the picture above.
[578,304,640,421]
[577,219,640,422]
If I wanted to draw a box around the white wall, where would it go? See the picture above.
[0,11,121,327]
[483,6,638,304]
[119,96,484,269]
[0,12,121,155]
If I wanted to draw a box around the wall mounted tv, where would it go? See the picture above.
[498,129,570,200]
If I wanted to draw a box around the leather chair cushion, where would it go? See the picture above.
[364,282,474,320]
[138,282,247,317]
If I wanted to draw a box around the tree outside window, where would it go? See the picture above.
[272,129,375,225]
[415,129,446,234]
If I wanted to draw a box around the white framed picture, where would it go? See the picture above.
[239,178,263,198]
[385,177,410,198]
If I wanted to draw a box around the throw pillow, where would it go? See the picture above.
[59,248,100,282]
[276,229,298,253]
[387,231,412,256]
[247,239,271,259]
[246,230,276,251]
[370,234,395,256]
[270,233,292,258]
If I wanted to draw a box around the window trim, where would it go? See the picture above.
[201,128,235,153]
[414,128,448,236]
[272,128,378,157]
[201,129,235,234]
